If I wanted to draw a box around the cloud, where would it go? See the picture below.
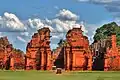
[27,18,54,32]
[105,5,120,13]
[78,0,119,3]
[17,36,26,43]
[51,33,65,39]
[21,32,29,37]
[52,19,70,32]
[51,9,88,33]
[52,18,87,33]
[51,35,59,39]
[27,9,87,33]
[56,9,79,21]
[27,18,44,29]
[50,44,58,50]
[0,9,88,52]
[27,9,88,47]
[78,0,120,21]
[0,12,27,32]
[47,9,88,48]
[54,6,59,10]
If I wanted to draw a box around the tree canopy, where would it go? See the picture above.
[93,22,120,45]
[13,48,24,54]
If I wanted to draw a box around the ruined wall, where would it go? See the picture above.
[26,28,52,70]
[104,34,120,71]
[11,50,25,70]
[53,27,92,71]
[0,37,25,70]
[91,38,111,70]
[65,27,92,71]
[91,34,120,71]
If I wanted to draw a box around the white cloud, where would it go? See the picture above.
[78,0,119,3]
[56,9,79,21]
[49,9,88,47]
[21,32,29,36]
[52,18,87,33]
[27,18,54,32]
[51,33,65,39]
[54,6,59,10]
[92,0,113,3]
[78,0,120,20]
[77,0,120,44]
[50,44,58,50]
[51,35,59,39]
[27,18,44,29]
[45,18,52,25]
[52,19,70,32]
[0,9,88,52]
[26,9,87,35]
[17,36,26,43]
[0,12,26,32]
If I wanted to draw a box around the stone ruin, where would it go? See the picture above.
[0,27,120,71]
[0,37,25,70]
[91,34,120,71]
[25,28,52,70]
[53,27,92,71]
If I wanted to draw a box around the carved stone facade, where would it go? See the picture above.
[1,27,120,71]
[91,34,120,71]
[53,27,92,71]
[105,34,120,71]
[0,37,25,70]
[65,28,92,71]
[26,28,52,70]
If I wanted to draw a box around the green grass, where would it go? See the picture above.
[0,70,120,80]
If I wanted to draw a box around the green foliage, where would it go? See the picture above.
[58,39,64,47]
[57,39,68,47]
[94,22,120,45]
[13,48,24,54]
[52,49,56,52]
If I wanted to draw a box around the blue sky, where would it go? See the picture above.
[0,0,113,22]
[0,0,119,52]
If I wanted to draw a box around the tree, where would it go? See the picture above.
[13,48,24,54]
[58,39,64,47]
[93,22,120,45]
[57,39,68,47]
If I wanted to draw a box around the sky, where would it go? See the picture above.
[0,0,120,52]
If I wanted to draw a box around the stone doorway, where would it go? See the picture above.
[92,51,104,71]
[54,48,65,69]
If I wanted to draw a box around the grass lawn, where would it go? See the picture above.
[0,70,120,80]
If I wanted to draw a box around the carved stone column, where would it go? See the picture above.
[87,54,92,70]
[40,48,44,70]
[66,47,70,70]
[46,49,51,70]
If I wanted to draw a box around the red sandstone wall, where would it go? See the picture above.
[0,37,25,70]
[26,28,52,70]
[65,27,92,71]
[51,27,93,71]
[104,34,120,71]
